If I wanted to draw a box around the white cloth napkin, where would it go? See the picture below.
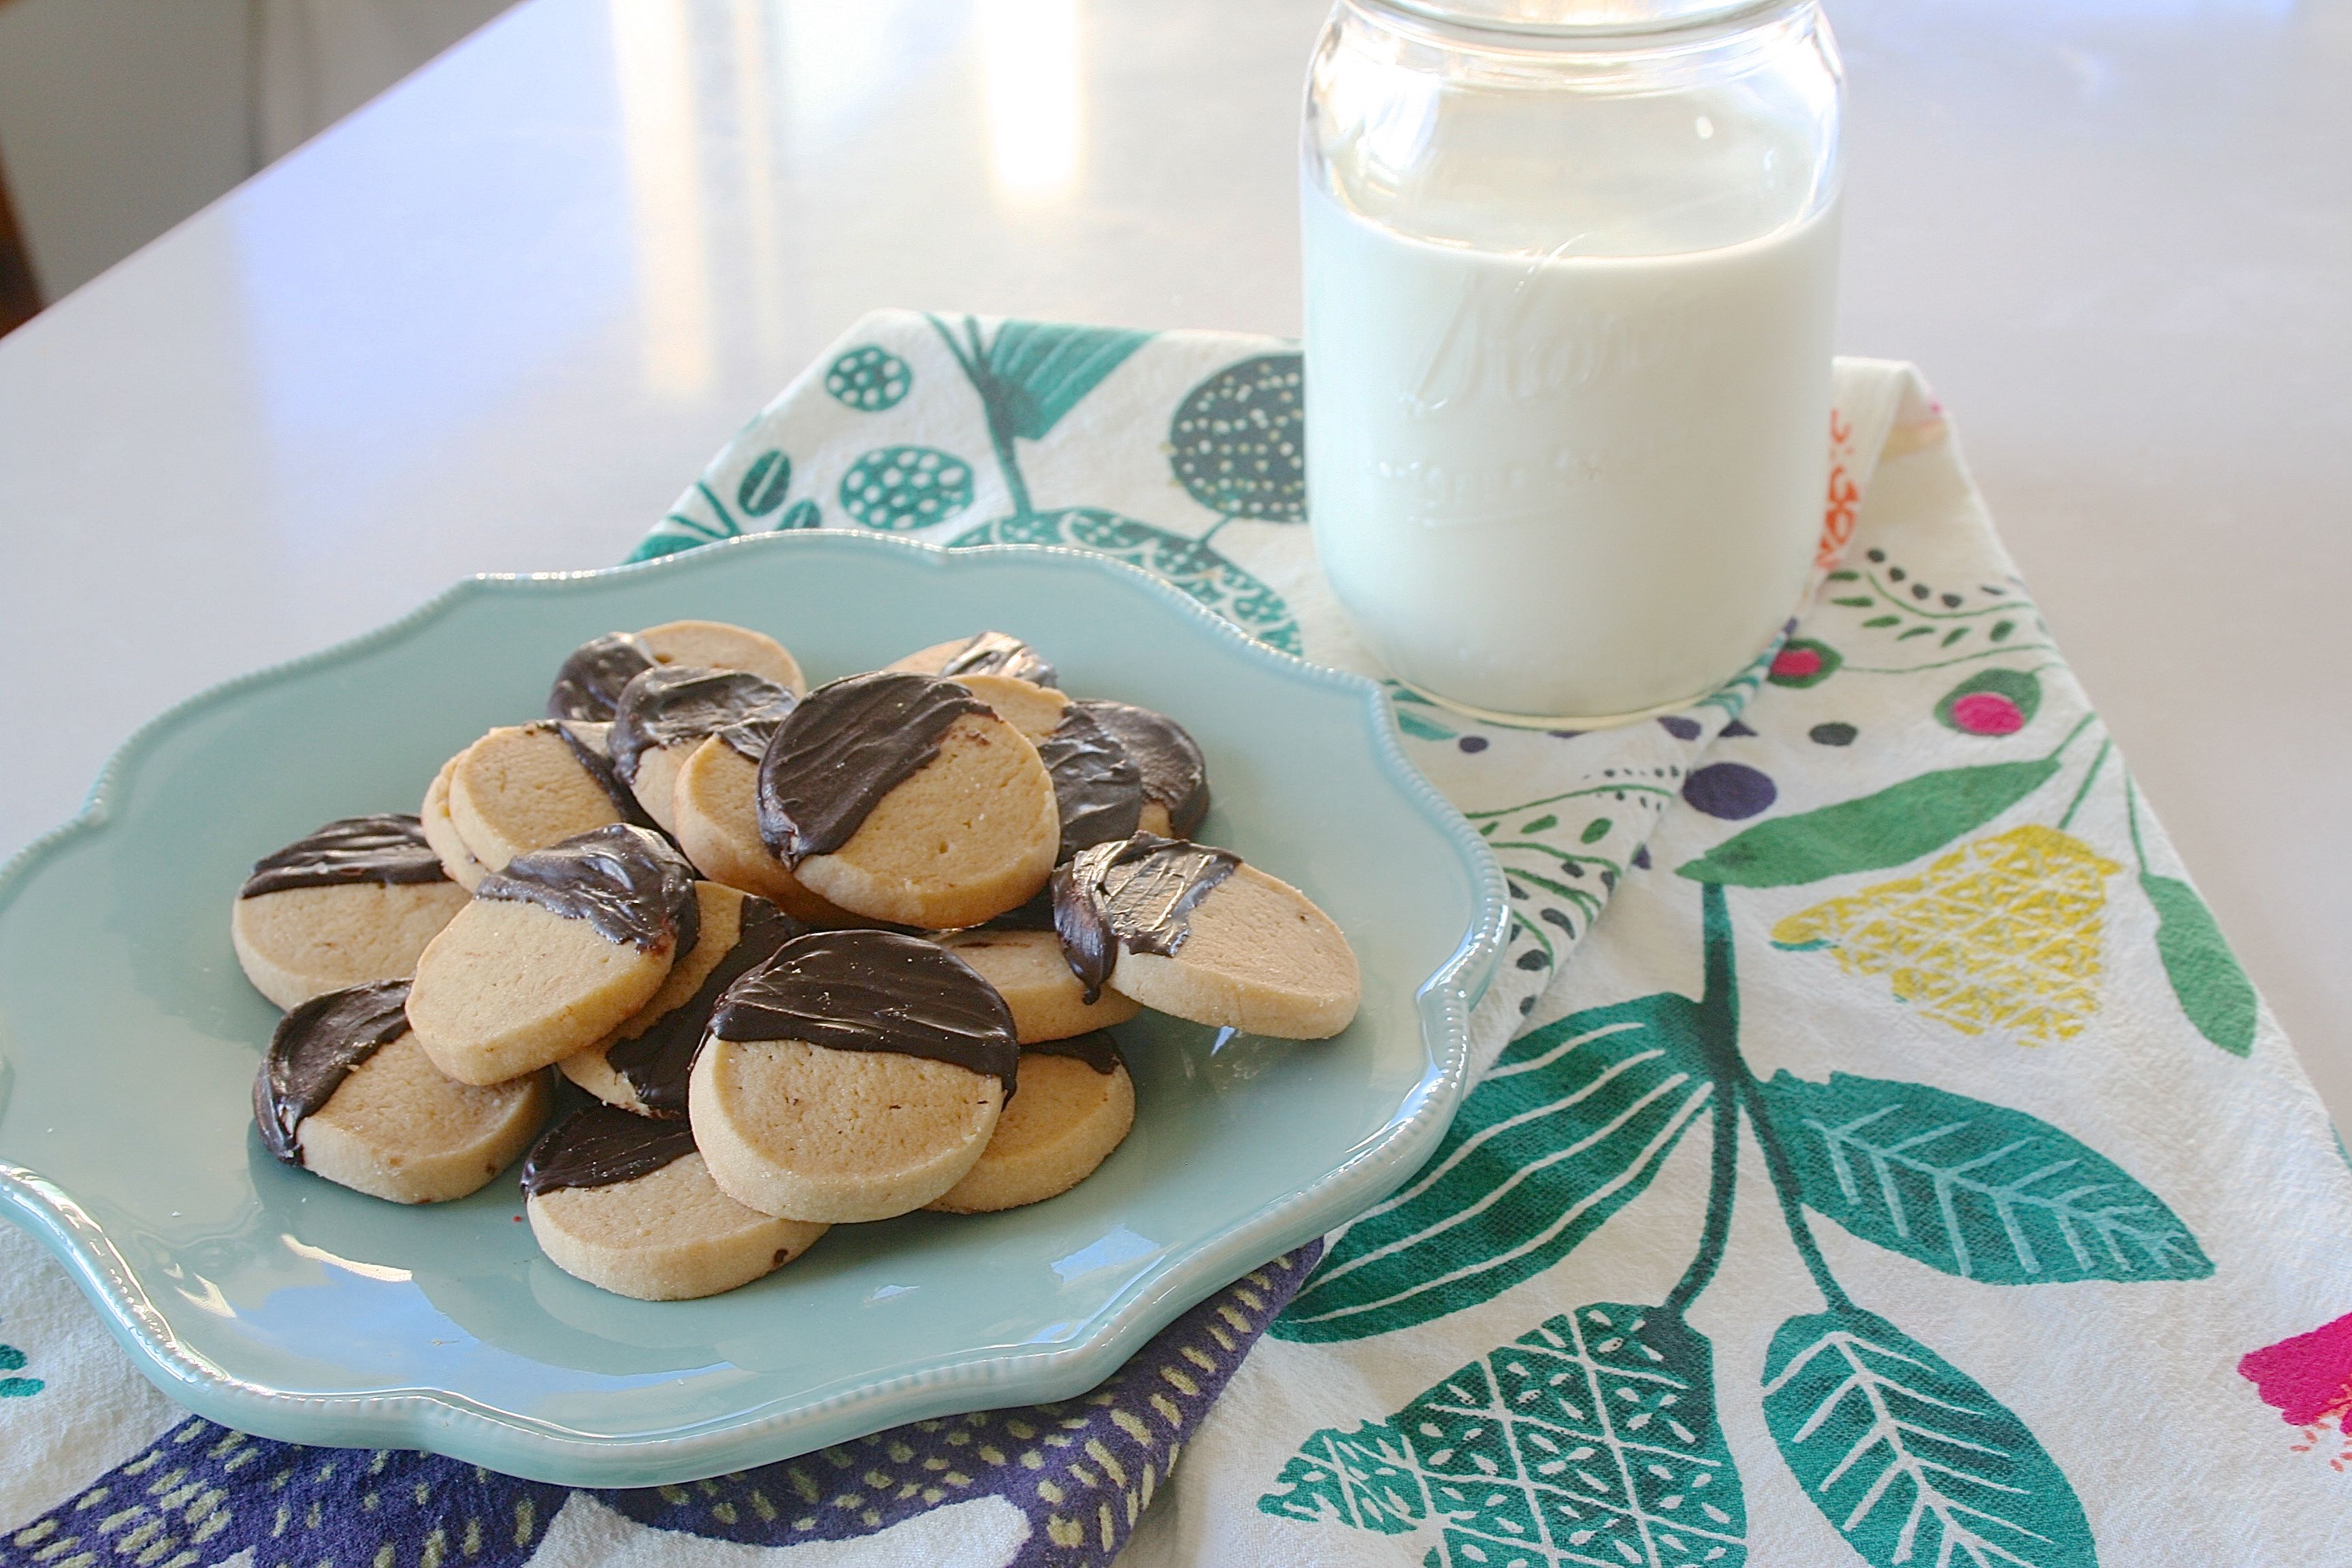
[7,312,2348,1568]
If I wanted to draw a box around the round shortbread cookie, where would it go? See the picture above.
[759,673,1058,929]
[233,816,469,1009]
[524,1106,826,1300]
[608,664,797,835]
[639,619,806,696]
[689,930,1017,1222]
[420,757,489,889]
[548,631,658,721]
[1057,834,1359,1039]
[559,885,802,1116]
[255,981,550,1203]
[886,630,1058,689]
[935,927,1141,1043]
[1073,701,1210,839]
[943,679,1144,862]
[671,736,858,924]
[928,1037,1135,1214]
[951,673,1066,740]
[408,827,698,1085]
[447,723,630,875]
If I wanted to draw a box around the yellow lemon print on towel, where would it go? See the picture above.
[1771,824,2122,1045]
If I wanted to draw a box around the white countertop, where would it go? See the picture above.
[3,0,2345,1127]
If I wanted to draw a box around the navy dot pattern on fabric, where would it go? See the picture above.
[1,1249,1320,1568]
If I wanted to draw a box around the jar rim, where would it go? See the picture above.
[1360,0,1801,44]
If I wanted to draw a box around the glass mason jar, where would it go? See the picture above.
[1302,0,1843,723]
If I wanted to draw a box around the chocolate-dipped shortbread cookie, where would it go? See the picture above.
[559,884,802,1116]
[254,980,550,1203]
[547,631,659,721]
[756,672,1058,929]
[232,815,470,1009]
[887,630,1058,689]
[607,665,796,834]
[445,721,658,874]
[688,929,1018,1222]
[928,1032,1135,1214]
[934,926,1141,1043]
[670,728,858,924]
[1071,701,1210,838]
[637,619,806,696]
[1054,833,1358,1039]
[419,756,489,890]
[407,826,699,1085]
[523,1105,826,1300]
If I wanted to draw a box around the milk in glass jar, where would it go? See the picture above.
[1303,0,1843,721]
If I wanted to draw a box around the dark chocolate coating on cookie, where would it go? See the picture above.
[710,929,1019,1089]
[1073,702,1210,838]
[1036,706,1145,862]
[253,979,415,1166]
[755,672,991,866]
[935,631,1058,689]
[1025,1029,1125,1077]
[476,825,700,954]
[1051,834,1241,1002]
[608,666,797,787]
[521,1103,698,1197]
[604,898,805,1115]
[548,632,659,721]
[242,815,451,899]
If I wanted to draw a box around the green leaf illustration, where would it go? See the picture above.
[984,319,1152,442]
[1761,1071,2210,1284]
[951,507,1303,655]
[1274,952,1727,1342]
[736,449,791,517]
[1169,354,1305,521]
[824,344,912,411]
[1761,1306,2096,1567]
[1396,708,1456,742]
[1676,760,2059,887]
[838,446,975,531]
[2141,873,2257,1056]
[774,497,821,532]
[1260,1305,1746,1566]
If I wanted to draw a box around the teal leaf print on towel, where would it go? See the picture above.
[736,449,791,517]
[928,313,1153,521]
[1759,1071,2211,1284]
[825,344,913,411]
[0,1337,42,1397]
[1761,1305,2096,1567]
[1273,945,1726,1343]
[1169,354,1305,523]
[625,530,709,564]
[776,497,821,531]
[982,319,1151,442]
[950,508,1303,654]
[1258,1304,1747,1567]
[2141,874,2257,1057]
[631,478,752,561]
[839,446,975,531]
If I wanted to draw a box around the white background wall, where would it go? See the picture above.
[0,0,517,300]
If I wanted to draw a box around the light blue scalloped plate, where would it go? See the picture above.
[0,531,1505,1486]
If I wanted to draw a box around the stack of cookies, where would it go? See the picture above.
[233,621,1359,1301]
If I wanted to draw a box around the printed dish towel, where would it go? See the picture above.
[5,312,2349,1568]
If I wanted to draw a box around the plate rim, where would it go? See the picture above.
[0,529,1509,1486]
